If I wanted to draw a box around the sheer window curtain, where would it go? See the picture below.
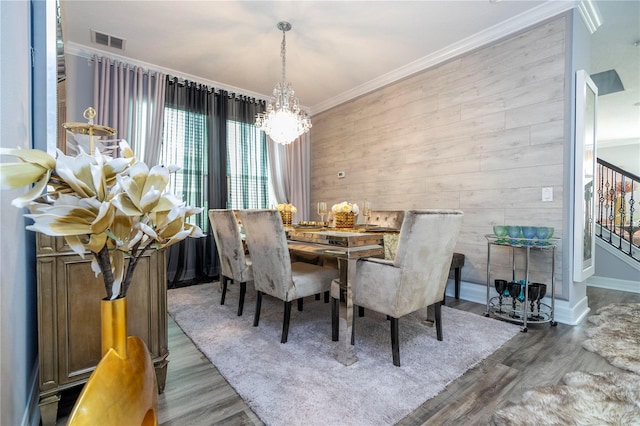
[93,55,166,165]
[227,95,269,209]
[268,133,311,219]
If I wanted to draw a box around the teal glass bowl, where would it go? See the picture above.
[493,225,508,237]
[506,226,522,238]
[522,226,537,240]
[536,227,554,240]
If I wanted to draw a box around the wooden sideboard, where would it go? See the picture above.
[36,234,169,426]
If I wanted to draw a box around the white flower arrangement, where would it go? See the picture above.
[331,201,359,215]
[276,203,297,213]
[0,140,204,300]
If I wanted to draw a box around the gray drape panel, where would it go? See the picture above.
[93,55,166,165]
[267,140,290,204]
[268,133,311,220]
[164,83,266,287]
[164,80,227,286]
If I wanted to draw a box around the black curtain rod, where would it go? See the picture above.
[167,77,265,105]
[92,56,265,105]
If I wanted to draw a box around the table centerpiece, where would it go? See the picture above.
[277,203,297,225]
[332,201,359,228]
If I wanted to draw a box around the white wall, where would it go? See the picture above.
[598,142,640,176]
[64,52,94,123]
[1,2,38,425]
[312,16,568,295]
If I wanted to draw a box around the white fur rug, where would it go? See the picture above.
[492,371,640,425]
[493,303,640,425]
[582,303,640,374]
[168,282,520,426]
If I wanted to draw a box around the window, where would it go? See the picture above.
[161,107,209,231]
[226,120,269,209]
[160,110,270,231]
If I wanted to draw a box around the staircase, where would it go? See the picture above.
[595,158,639,262]
[591,159,640,292]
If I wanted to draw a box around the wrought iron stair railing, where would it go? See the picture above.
[596,158,640,262]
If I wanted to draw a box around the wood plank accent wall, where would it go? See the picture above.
[309,17,567,290]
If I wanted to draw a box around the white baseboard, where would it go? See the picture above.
[587,276,640,293]
[446,279,590,325]
[21,360,40,426]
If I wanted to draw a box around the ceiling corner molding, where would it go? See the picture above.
[578,0,603,34]
[64,41,270,102]
[310,1,576,116]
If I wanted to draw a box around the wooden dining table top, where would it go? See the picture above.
[286,229,385,259]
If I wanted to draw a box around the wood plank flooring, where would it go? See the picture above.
[56,286,639,425]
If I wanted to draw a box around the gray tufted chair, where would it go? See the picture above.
[366,210,405,230]
[332,209,463,366]
[208,209,253,316]
[239,209,339,343]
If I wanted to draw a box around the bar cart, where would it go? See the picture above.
[485,234,559,332]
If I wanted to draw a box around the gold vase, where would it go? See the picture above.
[68,297,158,425]
[335,212,356,228]
[100,296,128,357]
[280,210,293,225]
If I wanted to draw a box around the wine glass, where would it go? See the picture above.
[363,201,371,224]
[494,279,507,313]
[317,202,327,224]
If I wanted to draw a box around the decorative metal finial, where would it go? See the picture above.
[83,106,97,124]
[277,21,291,32]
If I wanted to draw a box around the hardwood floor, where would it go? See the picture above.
[56,286,639,425]
[397,286,640,425]
[156,315,262,425]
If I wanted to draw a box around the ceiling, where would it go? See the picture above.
[59,0,639,145]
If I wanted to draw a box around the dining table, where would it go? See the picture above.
[286,227,388,365]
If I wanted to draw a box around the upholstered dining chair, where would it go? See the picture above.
[332,209,463,366]
[366,210,405,230]
[208,209,253,316]
[239,209,339,343]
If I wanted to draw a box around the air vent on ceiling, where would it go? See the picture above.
[590,69,624,96]
[91,30,126,51]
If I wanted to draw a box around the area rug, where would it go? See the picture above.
[582,303,640,374]
[168,282,520,426]
[492,302,640,425]
[491,371,640,425]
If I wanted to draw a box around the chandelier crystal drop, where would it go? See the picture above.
[255,21,311,145]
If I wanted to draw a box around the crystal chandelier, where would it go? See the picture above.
[255,21,311,145]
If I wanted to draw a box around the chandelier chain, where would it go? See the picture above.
[281,29,286,87]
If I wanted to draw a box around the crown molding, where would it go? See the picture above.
[65,1,585,118]
[310,1,576,116]
[578,0,603,34]
[64,41,270,102]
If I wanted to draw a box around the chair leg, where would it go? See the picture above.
[237,282,246,316]
[297,298,304,311]
[435,302,443,341]
[351,307,355,345]
[324,291,330,303]
[390,317,400,367]
[358,306,365,317]
[331,296,339,341]
[315,294,321,300]
[253,291,262,327]
[220,277,228,305]
[282,301,292,343]
[455,267,461,299]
